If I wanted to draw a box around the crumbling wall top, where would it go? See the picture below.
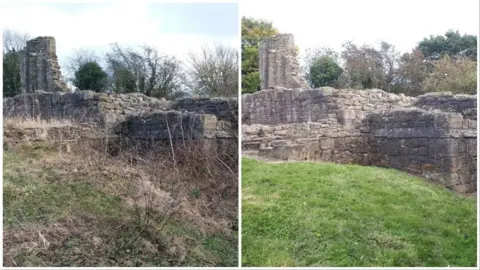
[259,33,310,90]
[24,36,56,54]
[20,36,68,93]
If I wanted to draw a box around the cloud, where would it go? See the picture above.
[2,1,239,74]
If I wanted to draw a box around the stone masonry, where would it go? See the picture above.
[6,36,238,159]
[259,34,309,90]
[19,36,69,93]
[243,34,477,194]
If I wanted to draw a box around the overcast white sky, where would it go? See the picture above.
[241,0,479,61]
[1,0,239,76]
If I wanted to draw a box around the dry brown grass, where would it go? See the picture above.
[4,117,73,130]
[3,122,238,267]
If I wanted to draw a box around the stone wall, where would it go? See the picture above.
[115,111,237,160]
[259,34,309,90]
[368,109,476,193]
[4,91,239,162]
[243,32,477,194]
[116,112,221,140]
[19,36,69,93]
[414,93,477,120]
[172,97,238,129]
[8,35,238,166]
[242,88,477,194]
[242,87,415,126]
[3,91,170,128]
[4,91,238,138]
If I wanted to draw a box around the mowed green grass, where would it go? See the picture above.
[241,157,477,267]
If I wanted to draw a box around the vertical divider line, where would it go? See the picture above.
[476,32,479,269]
[237,0,243,267]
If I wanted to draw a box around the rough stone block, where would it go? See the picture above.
[319,138,334,150]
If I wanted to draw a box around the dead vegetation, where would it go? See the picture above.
[3,118,238,267]
[4,117,73,130]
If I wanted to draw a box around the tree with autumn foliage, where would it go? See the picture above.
[391,49,429,96]
[422,55,477,95]
[301,30,476,95]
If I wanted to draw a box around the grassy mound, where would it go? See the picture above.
[242,157,476,267]
[3,130,238,267]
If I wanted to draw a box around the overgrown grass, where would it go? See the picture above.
[4,117,73,130]
[241,157,477,267]
[3,137,238,267]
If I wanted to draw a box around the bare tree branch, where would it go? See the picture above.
[187,43,238,98]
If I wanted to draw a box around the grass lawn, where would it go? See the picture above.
[241,157,477,267]
[3,142,237,267]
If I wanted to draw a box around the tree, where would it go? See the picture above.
[418,30,477,61]
[340,41,386,89]
[422,55,476,95]
[241,17,278,94]
[108,62,137,94]
[73,61,108,92]
[392,49,429,96]
[308,56,343,88]
[3,29,30,97]
[187,43,238,97]
[106,43,184,99]
[338,41,401,91]
[3,29,30,53]
[3,51,22,97]
[303,47,342,88]
[64,48,100,83]
[379,41,400,92]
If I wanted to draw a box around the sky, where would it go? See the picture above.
[241,0,479,63]
[1,0,239,77]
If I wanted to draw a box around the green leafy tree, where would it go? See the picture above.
[308,56,343,88]
[418,30,477,61]
[422,55,476,95]
[241,17,278,94]
[339,41,400,91]
[73,61,108,92]
[3,51,22,97]
[303,47,339,86]
[64,48,99,83]
[341,41,386,89]
[392,49,429,96]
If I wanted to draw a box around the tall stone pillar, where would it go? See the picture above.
[19,36,68,93]
[259,33,309,90]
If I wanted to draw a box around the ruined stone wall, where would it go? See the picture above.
[3,91,170,128]
[19,37,68,93]
[242,88,477,193]
[4,91,238,157]
[368,109,476,193]
[8,36,238,167]
[116,112,226,140]
[116,111,237,160]
[171,98,238,130]
[244,31,477,193]
[414,93,477,120]
[259,34,309,90]
[4,90,239,125]
[242,87,415,126]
